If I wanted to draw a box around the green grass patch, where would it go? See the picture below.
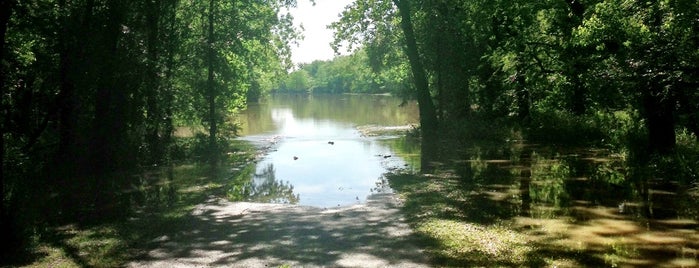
[387,172,538,266]
[416,219,531,266]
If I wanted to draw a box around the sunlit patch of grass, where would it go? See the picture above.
[64,225,129,267]
[23,245,77,268]
[388,172,536,265]
[24,224,128,268]
[416,219,532,266]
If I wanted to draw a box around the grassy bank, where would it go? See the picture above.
[7,141,258,268]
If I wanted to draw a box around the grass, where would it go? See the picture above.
[416,218,531,265]
[387,172,540,266]
[11,141,258,268]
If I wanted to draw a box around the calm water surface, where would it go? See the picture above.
[235,94,419,207]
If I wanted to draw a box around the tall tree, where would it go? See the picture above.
[392,0,438,171]
[0,0,17,252]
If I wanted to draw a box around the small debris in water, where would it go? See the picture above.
[328,141,335,145]
[293,156,298,160]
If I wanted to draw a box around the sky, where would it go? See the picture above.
[286,0,355,64]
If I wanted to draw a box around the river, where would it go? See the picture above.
[233,94,419,207]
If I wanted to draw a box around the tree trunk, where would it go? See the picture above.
[570,70,586,115]
[514,59,530,124]
[93,0,124,174]
[643,86,676,154]
[145,0,163,165]
[162,0,179,163]
[207,0,218,166]
[56,0,78,174]
[0,0,16,251]
[90,0,128,218]
[393,0,439,173]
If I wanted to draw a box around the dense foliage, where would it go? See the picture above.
[330,0,698,154]
[0,0,298,254]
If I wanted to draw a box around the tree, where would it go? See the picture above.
[285,69,311,92]
[392,0,439,171]
[574,0,699,153]
[172,0,298,164]
[331,0,442,171]
[0,0,299,247]
[0,0,17,254]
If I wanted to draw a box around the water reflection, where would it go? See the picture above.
[235,94,419,207]
[434,140,699,266]
[228,164,299,204]
[238,94,419,137]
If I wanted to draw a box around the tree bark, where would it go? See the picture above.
[393,0,439,173]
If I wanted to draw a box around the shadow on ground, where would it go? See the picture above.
[129,193,431,267]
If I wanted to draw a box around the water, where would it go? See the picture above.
[138,93,697,265]
[235,94,419,207]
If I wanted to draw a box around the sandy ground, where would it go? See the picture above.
[128,193,431,268]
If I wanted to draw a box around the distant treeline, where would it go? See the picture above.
[277,50,407,94]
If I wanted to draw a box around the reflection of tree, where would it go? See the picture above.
[245,164,299,204]
[519,148,532,217]
[529,154,571,214]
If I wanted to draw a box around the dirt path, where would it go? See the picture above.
[128,193,431,267]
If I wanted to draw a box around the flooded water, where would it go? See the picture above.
[428,142,699,266]
[147,93,697,265]
[233,94,419,207]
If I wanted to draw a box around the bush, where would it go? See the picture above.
[591,110,645,150]
[526,109,603,145]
